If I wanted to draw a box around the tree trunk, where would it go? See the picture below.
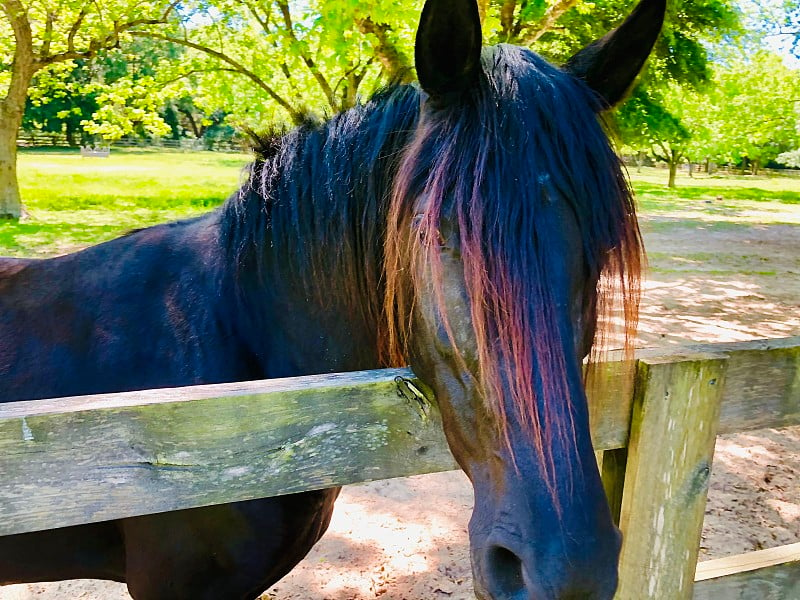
[0,96,28,219]
[0,9,36,220]
[752,159,760,176]
[65,121,77,147]
[668,159,678,188]
[0,116,23,219]
[477,0,489,23]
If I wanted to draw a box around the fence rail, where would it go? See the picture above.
[1,336,798,598]
[16,134,246,153]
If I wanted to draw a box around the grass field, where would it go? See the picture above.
[1,150,799,258]
[1,148,250,257]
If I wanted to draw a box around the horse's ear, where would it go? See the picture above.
[415,0,482,101]
[563,0,666,108]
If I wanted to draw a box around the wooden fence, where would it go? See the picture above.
[17,133,246,153]
[1,337,798,598]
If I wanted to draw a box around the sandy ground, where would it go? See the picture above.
[1,206,798,599]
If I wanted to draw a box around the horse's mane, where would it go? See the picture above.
[221,45,642,490]
[220,85,420,332]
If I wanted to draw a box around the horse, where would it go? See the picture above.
[0,0,664,596]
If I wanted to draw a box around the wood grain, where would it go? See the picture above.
[1,338,799,549]
[693,542,800,599]
[0,368,458,536]
[614,355,728,600]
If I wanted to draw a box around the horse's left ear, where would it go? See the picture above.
[563,0,666,108]
[415,0,482,101]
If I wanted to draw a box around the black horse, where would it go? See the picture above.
[0,0,664,597]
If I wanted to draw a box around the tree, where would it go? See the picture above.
[22,62,98,146]
[0,0,178,218]
[617,85,692,187]
[699,52,800,173]
[739,0,800,58]
[129,0,422,131]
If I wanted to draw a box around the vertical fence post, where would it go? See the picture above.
[614,354,728,600]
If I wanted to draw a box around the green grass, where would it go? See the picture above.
[2,154,800,258]
[2,148,250,256]
[630,167,800,225]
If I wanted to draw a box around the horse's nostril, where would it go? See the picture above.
[486,545,526,596]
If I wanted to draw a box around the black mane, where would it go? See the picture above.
[220,85,420,326]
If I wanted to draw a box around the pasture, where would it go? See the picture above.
[0,153,798,599]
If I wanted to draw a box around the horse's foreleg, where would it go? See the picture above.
[122,488,341,600]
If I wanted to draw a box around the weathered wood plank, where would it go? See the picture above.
[0,360,653,537]
[695,542,800,581]
[600,447,628,526]
[0,368,459,536]
[693,543,800,599]
[586,358,637,451]
[614,354,727,600]
[636,337,800,434]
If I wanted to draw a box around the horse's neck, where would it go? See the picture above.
[231,203,385,379]
[233,263,383,379]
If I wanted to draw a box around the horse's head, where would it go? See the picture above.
[384,0,663,597]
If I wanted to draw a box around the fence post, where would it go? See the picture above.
[614,354,728,600]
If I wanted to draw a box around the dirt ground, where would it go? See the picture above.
[1,208,798,600]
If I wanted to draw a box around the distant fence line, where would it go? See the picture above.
[16,133,247,154]
[15,135,800,177]
[620,156,800,178]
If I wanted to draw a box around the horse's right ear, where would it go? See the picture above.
[563,0,666,108]
[415,0,482,102]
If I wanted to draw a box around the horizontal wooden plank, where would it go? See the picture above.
[693,543,800,599]
[0,368,460,536]
[1,338,798,536]
[695,542,800,581]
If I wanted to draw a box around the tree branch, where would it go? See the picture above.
[356,17,412,84]
[240,0,270,35]
[500,0,516,41]
[238,1,293,82]
[275,0,337,110]
[157,67,243,88]
[41,10,54,58]
[36,1,181,68]
[1,0,36,111]
[519,0,581,45]
[67,4,91,54]
[131,30,304,123]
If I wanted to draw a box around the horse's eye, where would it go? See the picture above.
[412,214,447,247]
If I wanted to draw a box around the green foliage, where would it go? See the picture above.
[617,86,690,154]
[692,52,800,169]
[738,0,800,59]
[22,62,99,144]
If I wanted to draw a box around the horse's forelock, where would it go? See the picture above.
[384,45,642,494]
